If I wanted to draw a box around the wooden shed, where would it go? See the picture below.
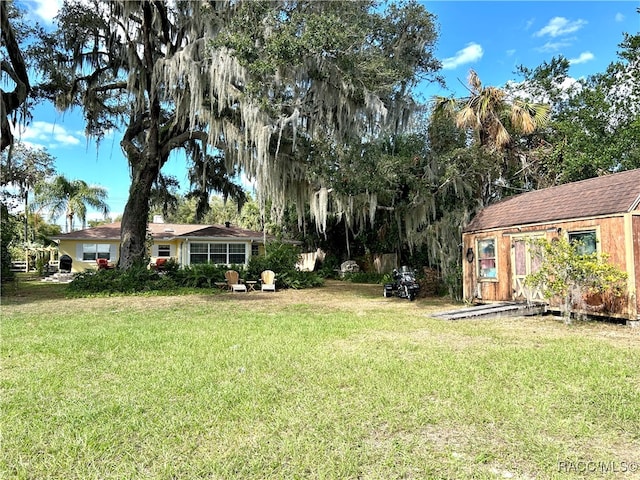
[461,169,640,322]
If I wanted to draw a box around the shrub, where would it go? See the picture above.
[525,237,628,323]
[316,254,341,279]
[248,242,300,276]
[68,265,174,295]
[277,270,324,289]
[172,263,229,288]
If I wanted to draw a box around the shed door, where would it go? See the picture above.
[512,237,544,302]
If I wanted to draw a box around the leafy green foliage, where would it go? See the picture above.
[171,263,232,289]
[33,175,110,232]
[247,241,323,289]
[525,237,628,323]
[276,270,324,289]
[515,29,640,183]
[67,265,177,295]
[0,203,18,280]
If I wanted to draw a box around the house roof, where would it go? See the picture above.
[463,168,640,233]
[53,222,271,242]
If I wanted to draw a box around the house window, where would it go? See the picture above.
[229,244,246,264]
[478,238,497,279]
[82,244,111,261]
[211,243,227,264]
[251,244,260,257]
[189,243,247,265]
[189,243,209,264]
[157,244,171,257]
[568,230,597,255]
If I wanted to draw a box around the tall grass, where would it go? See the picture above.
[2,280,639,479]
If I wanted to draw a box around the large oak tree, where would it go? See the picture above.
[39,0,440,269]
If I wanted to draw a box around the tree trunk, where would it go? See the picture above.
[118,154,161,269]
[23,191,28,243]
[1,2,31,151]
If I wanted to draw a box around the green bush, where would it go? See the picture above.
[316,254,341,279]
[525,237,628,323]
[248,242,300,277]
[172,263,230,288]
[277,270,324,289]
[245,242,324,289]
[68,265,175,295]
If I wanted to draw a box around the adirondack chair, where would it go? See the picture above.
[260,270,276,292]
[225,270,247,292]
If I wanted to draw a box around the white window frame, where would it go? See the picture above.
[82,243,112,261]
[188,242,248,265]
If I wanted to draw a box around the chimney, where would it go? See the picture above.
[153,215,165,224]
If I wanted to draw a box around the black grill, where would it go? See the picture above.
[59,255,72,272]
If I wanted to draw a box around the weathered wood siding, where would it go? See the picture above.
[633,214,640,319]
[463,213,636,319]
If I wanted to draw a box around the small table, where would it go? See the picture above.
[245,281,258,292]
[214,282,228,290]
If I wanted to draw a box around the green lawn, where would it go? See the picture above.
[2,279,639,479]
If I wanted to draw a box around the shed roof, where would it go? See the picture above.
[463,168,640,233]
[53,222,269,241]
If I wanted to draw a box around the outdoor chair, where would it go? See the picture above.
[96,258,114,270]
[225,270,247,292]
[260,270,276,292]
[151,257,168,272]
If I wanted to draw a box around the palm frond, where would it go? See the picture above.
[467,69,482,93]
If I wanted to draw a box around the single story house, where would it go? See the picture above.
[53,221,274,273]
[462,168,640,322]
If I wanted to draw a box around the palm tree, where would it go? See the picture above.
[0,144,55,242]
[34,175,110,232]
[433,69,550,150]
[185,143,247,223]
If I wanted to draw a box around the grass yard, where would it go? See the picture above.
[2,279,639,479]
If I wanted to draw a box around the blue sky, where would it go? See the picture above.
[15,1,640,225]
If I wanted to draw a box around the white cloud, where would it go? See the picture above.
[569,51,595,65]
[615,13,625,22]
[525,18,535,31]
[534,17,587,38]
[537,40,572,53]
[29,0,63,23]
[19,121,83,148]
[442,43,484,70]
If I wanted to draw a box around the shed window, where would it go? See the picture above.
[568,230,597,255]
[478,238,497,279]
[157,244,171,257]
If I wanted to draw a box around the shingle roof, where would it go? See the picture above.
[186,224,268,240]
[53,222,268,241]
[463,169,640,233]
[53,222,124,240]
